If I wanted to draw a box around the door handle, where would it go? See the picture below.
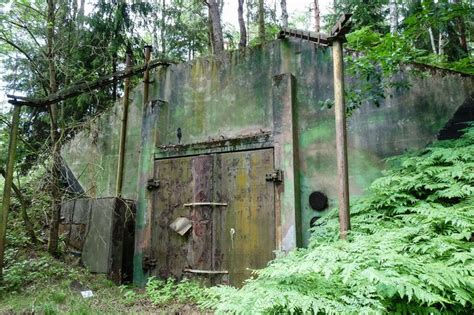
[230,228,236,249]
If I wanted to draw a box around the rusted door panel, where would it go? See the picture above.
[215,148,275,286]
[152,155,214,279]
[152,156,193,279]
[187,156,214,271]
[151,149,275,286]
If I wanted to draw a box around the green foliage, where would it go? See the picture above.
[206,127,474,314]
[0,254,77,294]
[342,27,420,113]
[325,0,389,33]
[321,0,473,114]
[146,277,213,307]
[342,25,473,114]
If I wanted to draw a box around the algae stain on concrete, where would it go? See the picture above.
[300,121,335,147]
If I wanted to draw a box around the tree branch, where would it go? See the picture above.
[16,2,46,18]
[0,34,50,94]
[7,19,45,53]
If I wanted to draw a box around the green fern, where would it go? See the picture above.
[203,126,474,314]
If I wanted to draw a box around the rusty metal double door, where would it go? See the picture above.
[150,148,275,286]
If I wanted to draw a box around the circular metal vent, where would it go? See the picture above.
[309,191,328,211]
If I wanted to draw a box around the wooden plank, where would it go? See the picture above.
[278,28,330,46]
[142,46,152,105]
[184,202,228,207]
[184,268,228,274]
[278,14,352,45]
[115,54,133,197]
[332,39,351,239]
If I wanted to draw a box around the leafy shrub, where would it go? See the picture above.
[49,291,67,304]
[206,127,474,314]
[0,255,76,294]
[146,277,212,307]
[341,27,474,114]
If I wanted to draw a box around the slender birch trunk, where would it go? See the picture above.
[389,0,398,34]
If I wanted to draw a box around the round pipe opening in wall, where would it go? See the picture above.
[309,191,328,211]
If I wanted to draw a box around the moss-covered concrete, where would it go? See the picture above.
[61,38,473,285]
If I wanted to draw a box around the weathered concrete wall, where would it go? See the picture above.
[62,86,144,199]
[62,38,473,284]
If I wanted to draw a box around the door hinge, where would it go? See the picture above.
[265,169,283,183]
[146,178,160,190]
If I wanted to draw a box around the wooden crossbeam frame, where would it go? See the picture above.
[7,58,172,107]
[278,13,353,45]
[330,13,352,37]
[278,28,330,46]
[278,14,353,240]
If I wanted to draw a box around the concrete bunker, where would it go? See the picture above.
[60,38,473,286]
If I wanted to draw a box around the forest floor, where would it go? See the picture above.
[0,249,204,314]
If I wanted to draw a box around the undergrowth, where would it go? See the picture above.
[146,277,212,307]
[205,126,474,314]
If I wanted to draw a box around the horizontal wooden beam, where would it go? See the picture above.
[7,58,173,107]
[183,268,229,274]
[278,14,352,46]
[278,28,330,46]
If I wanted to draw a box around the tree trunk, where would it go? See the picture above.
[258,0,265,43]
[438,32,444,55]
[453,0,468,54]
[0,169,37,244]
[208,0,224,54]
[280,0,288,28]
[389,0,398,34]
[46,0,62,256]
[246,0,251,46]
[0,105,21,281]
[428,27,437,54]
[238,0,247,48]
[72,0,77,21]
[78,0,85,27]
[314,0,320,33]
[78,0,85,18]
[161,0,166,56]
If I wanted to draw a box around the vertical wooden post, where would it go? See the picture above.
[332,39,351,239]
[0,105,21,280]
[143,45,152,105]
[116,53,133,197]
